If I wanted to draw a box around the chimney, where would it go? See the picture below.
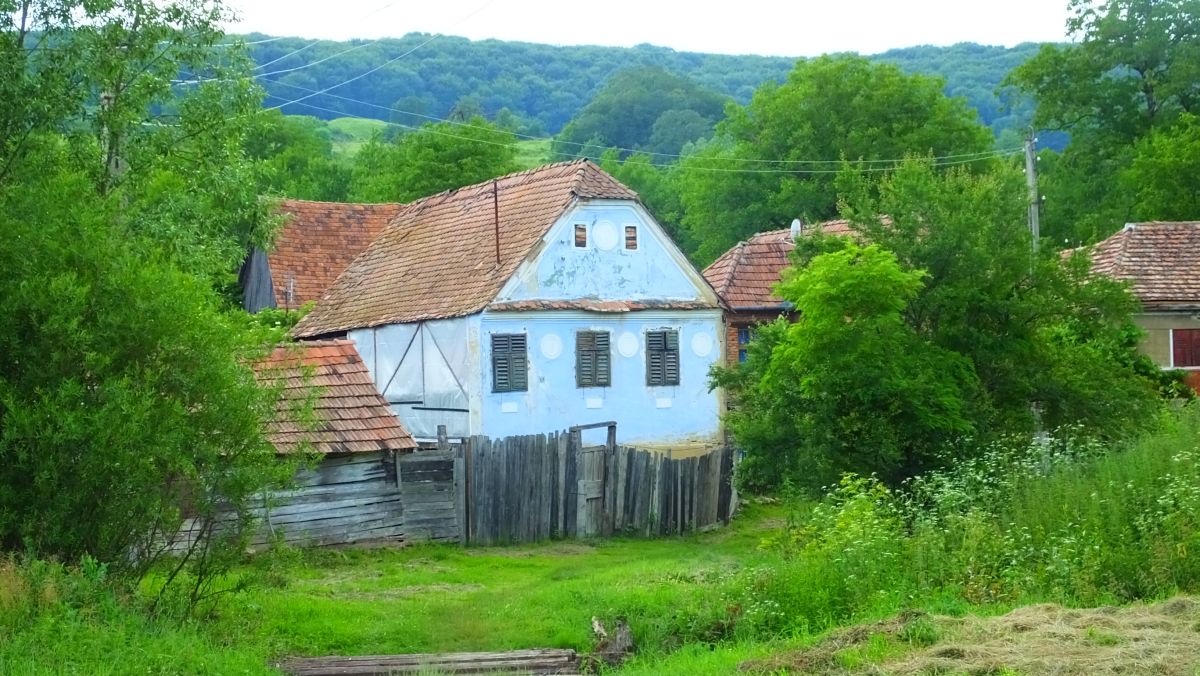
[790,218,804,241]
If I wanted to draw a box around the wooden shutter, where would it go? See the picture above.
[1175,329,1200,368]
[646,330,680,386]
[663,330,679,385]
[492,333,527,392]
[576,331,611,387]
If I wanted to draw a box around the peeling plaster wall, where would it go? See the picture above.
[497,201,712,304]
[479,309,724,447]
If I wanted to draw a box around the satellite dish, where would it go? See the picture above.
[790,218,803,240]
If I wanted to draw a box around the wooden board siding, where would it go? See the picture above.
[174,452,406,551]
[260,452,404,547]
[398,450,459,543]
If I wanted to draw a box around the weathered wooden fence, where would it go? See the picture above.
[397,448,458,543]
[456,422,735,546]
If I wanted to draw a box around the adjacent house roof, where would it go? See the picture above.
[268,200,404,308]
[703,220,855,311]
[252,340,416,454]
[1085,221,1200,310]
[293,160,639,337]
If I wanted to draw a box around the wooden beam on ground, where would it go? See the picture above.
[278,648,581,675]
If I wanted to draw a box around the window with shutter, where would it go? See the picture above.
[1174,329,1200,368]
[576,331,611,387]
[646,330,680,386]
[491,333,528,392]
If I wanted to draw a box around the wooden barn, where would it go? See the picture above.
[252,339,418,547]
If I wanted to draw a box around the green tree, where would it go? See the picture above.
[0,1,302,604]
[0,166,290,599]
[348,117,518,202]
[553,66,728,158]
[714,245,975,491]
[1123,113,1200,220]
[677,55,995,264]
[245,111,351,201]
[718,160,1159,493]
[1008,0,1200,243]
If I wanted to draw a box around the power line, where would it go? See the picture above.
[262,79,1020,167]
[263,0,496,108]
[266,96,1021,175]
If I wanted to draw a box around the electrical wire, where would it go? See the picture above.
[262,80,1021,167]
[266,95,1022,175]
[262,0,496,106]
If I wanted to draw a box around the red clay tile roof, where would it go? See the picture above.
[488,299,718,313]
[1085,221,1200,310]
[268,200,403,308]
[252,340,416,454]
[703,220,855,310]
[293,160,639,337]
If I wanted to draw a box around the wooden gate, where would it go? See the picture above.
[567,422,617,538]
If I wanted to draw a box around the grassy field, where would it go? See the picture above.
[514,138,554,170]
[327,117,388,157]
[0,505,791,674]
[8,409,1200,674]
[325,119,555,171]
[218,502,786,672]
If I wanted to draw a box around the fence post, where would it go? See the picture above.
[437,424,449,452]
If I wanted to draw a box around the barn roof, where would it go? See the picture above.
[293,159,639,337]
[702,220,855,311]
[268,200,403,308]
[252,340,416,454]
[1085,221,1200,310]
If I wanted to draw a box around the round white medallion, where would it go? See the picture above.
[617,332,639,358]
[540,333,563,360]
[593,220,619,251]
[691,331,714,358]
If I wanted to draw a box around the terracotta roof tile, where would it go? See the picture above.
[702,220,855,310]
[293,160,638,337]
[268,200,403,308]
[1085,221,1200,309]
[252,340,416,454]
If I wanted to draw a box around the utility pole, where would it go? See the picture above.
[1024,130,1040,257]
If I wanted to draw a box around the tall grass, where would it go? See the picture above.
[732,405,1200,640]
[0,557,270,674]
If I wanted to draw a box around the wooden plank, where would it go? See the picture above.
[555,431,568,538]
[564,431,579,538]
[280,648,580,676]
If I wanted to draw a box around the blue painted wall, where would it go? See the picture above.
[498,201,708,303]
[479,310,723,447]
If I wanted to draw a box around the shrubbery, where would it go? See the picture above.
[723,405,1200,639]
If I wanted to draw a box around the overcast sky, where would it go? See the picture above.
[224,0,1074,57]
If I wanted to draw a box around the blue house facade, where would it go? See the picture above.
[294,161,724,450]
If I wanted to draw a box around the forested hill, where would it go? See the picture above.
[246,33,1044,138]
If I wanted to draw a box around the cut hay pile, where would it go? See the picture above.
[743,596,1200,675]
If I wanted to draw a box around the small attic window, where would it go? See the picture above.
[624,226,638,250]
[574,224,587,248]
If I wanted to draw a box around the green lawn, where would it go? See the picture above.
[218,503,782,669]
